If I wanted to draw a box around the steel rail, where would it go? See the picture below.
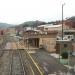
[19,50,35,75]
[14,39,27,75]
[9,50,13,75]
[18,50,26,75]
[19,40,44,75]
[0,50,4,57]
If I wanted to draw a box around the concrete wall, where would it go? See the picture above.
[39,35,57,52]
[72,43,75,52]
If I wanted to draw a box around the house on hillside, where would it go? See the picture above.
[65,17,75,29]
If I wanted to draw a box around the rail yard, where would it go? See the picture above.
[0,35,73,75]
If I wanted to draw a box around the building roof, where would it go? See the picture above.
[64,30,75,33]
[38,24,62,28]
[25,29,40,32]
[56,40,72,43]
[45,25,61,28]
[47,30,58,34]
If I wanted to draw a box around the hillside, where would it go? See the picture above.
[0,23,13,28]
[19,20,46,27]
[67,16,75,22]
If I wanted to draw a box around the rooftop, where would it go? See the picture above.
[64,30,75,32]
[38,24,62,28]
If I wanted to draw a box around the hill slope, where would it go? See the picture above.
[0,23,13,28]
[19,20,46,27]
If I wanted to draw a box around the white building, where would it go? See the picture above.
[37,24,62,31]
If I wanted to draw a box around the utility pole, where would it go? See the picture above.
[62,4,71,75]
[59,3,65,59]
[62,4,65,40]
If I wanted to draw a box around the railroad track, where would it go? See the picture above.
[8,50,28,75]
[9,50,13,75]
[0,50,4,57]
[5,37,29,75]
[19,50,35,75]
[18,49,28,75]
[11,37,45,75]
[0,37,28,75]
[18,42,45,75]
[0,36,44,75]
[15,41,33,75]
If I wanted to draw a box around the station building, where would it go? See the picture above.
[23,28,58,52]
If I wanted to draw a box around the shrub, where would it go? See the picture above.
[61,52,68,59]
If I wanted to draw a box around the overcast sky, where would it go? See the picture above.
[0,0,75,25]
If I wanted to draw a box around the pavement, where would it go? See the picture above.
[30,49,68,75]
[50,53,60,58]
[50,53,75,75]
